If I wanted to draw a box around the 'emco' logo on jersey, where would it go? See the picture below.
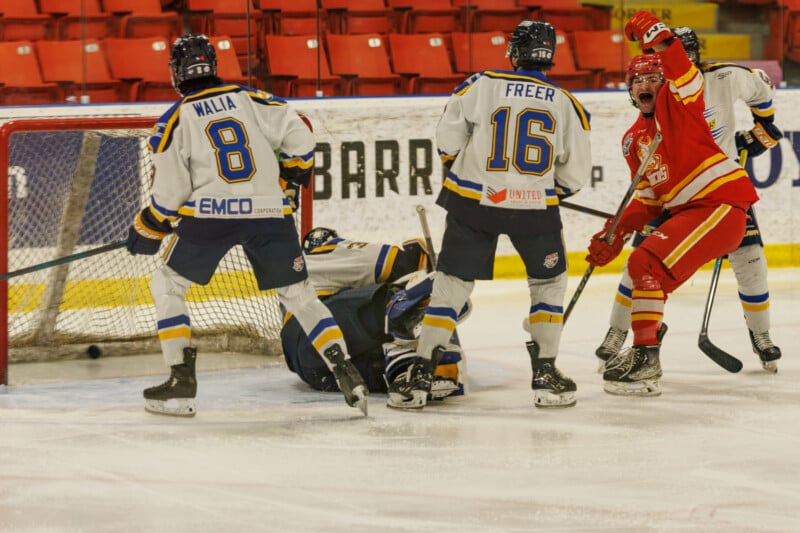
[198,197,253,215]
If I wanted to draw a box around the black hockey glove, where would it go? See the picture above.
[735,116,783,158]
[127,208,171,255]
[284,180,301,212]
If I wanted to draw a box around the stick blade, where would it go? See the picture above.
[698,333,743,373]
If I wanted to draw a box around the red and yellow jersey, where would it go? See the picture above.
[619,40,759,231]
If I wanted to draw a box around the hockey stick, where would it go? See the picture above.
[560,201,613,220]
[697,256,742,372]
[0,240,128,282]
[563,132,663,324]
[696,148,749,373]
[416,204,438,269]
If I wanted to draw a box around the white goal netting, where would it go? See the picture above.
[3,117,308,365]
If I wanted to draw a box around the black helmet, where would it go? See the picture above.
[506,20,556,70]
[302,227,339,253]
[169,33,218,95]
[672,26,700,64]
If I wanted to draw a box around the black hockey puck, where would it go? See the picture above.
[87,345,102,359]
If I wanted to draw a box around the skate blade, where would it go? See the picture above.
[760,360,778,373]
[534,390,576,408]
[144,398,196,417]
[603,379,661,397]
[350,386,368,417]
[429,378,459,400]
[596,358,607,374]
[387,390,427,410]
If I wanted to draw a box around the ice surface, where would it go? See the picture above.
[1,269,798,532]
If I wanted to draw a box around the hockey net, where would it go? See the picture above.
[0,117,313,384]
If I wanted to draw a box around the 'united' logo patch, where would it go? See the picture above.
[543,252,559,269]
[293,256,305,272]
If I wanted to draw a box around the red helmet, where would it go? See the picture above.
[626,54,663,87]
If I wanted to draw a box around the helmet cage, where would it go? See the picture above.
[672,26,700,64]
[302,227,339,254]
[626,54,664,108]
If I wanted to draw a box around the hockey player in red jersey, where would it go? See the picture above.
[585,11,759,396]
[594,26,783,373]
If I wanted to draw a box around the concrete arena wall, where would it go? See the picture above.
[2,89,799,276]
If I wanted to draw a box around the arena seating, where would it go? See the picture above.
[0,41,62,105]
[388,32,465,94]
[36,39,126,103]
[0,1,790,101]
[0,0,54,41]
[263,34,344,97]
[326,33,401,95]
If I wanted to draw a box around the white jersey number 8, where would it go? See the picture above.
[205,118,256,183]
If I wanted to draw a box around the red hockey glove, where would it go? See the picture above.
[624,10,674,49]
[586,218,632,267]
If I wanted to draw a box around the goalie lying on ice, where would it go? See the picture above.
[280,228,468,401]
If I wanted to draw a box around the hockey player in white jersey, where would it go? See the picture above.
[387,20,592,410]
[281,228,467,400]
[595,26,783,373]
[126,34,367,416]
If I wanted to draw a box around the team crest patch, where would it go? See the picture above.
[292,255,305,272]
[543,252,559,269]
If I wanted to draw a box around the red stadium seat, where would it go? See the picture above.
[388,33,463,94]
[326,33,401,95]
[36,39,126,103]
[103,0,184,40]
[185,0,263,73]
[450,31,509,75]
[104,36,176,102]
[571,29,632,89]
[38,0,116,40]
[520,0,611,32]
[452,0,526,33]
[0,41,62,105]
[263,34,344,96]
[209,36,258,88]
[547,31,597,90]
[320,0,394,35]
[0,0,55,41]
[258,0,325,36]
[387,0,460,34]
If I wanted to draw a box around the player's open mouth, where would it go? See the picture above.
[638,92,655,104]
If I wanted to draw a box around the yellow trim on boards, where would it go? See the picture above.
[493,244,800,279]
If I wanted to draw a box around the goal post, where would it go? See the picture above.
[0,116,314,385]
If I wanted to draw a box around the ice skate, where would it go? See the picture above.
[325,345,369,416]
[527,341,576,408]
[603,344,662,397]
[429,375,459,400]
[595,327,627,371]
[387,355,433,410]
[144,347,197,417]
[749,330,781,373]
[595,323,668,373]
